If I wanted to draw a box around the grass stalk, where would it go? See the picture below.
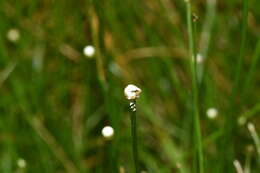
[233,0,249,96]
[244,150,252,173]
[130,101,139,173]
[197,0,217,83]
[31,117,78,173]
[247,123,260,158]
[199,0,217,58]
[242,39,260,100]
[186,1,204,173]
[233,160,244,173]
[90,8,107,89]
[238,102,260,125]
[222,0,249,170]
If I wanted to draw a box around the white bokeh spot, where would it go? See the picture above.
[17,158,26,168]
[102,126,114,138]
[7,28,20,42]
[83,45,95,57]
[206,108,218,119]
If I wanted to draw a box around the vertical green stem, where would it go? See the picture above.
[242,39,260,101]
[221,0,248,171]
[130,101,139,173]
[233,0,249,95]
[186,1,204,173]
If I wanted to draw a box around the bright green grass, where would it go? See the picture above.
[0,0,260,173]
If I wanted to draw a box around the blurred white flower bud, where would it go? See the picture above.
[102,126,114,138]
[196,53,204,63]
[124,84,142,100]
[83,45,95,57]
[238,116,246,125]
[7,28,20,42]
[191,53,204,64]
[17,158,26,168]
[206,108,218,119]
[247,123,255,132]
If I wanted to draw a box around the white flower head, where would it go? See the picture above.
[206,108,218,119]
[17,158,26,168]
[124,84,142,100]
[83,45,95,57]
[7,28,20,42]
[102,126,114,138]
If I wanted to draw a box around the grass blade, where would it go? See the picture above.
[185,1,204,173]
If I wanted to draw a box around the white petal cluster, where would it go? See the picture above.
[83,45,95,57]
[124,84,142,100]
[206,108,218,119]
[102,126,114,138]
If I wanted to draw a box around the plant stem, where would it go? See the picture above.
[186,1,204,173]
[221,0,249,171]
[197,0,217,83]
[233,0,249,96]
[242,39,260,101]
[130,101,139,173]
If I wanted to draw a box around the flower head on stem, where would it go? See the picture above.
[124,84,142,100]
[124,84,142,173]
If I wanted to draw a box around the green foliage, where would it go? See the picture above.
[0,0,260,172]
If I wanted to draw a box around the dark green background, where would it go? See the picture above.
[0,0,259,172]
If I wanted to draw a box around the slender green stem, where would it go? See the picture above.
[130,101,139,173]
[197,0,217,83]
[221,0,249,171]
[233,0,249,96]
[186,1,204,173]
[199,0,216,58]
[242,39,260,101]
[244,150,252,173]
[238,103,260,125]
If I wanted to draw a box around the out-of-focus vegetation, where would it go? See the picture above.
[0,0,260,172]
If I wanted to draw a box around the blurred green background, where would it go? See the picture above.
[0,0,260,172]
